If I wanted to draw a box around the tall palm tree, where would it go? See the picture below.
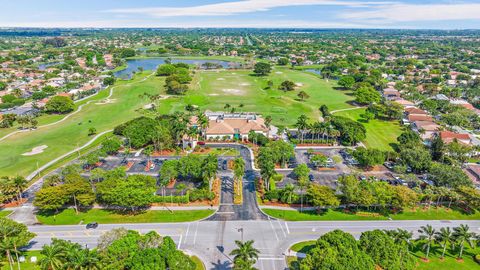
[435,227,454,259]
[233,158,245,196]
[453,224,475,259]
[418,225,436,259]
[294,115,308,144]
[39,244,64,270]
[202,154,218,191]
[230,240,260,265]
[264,115,272,138]
[196,112,209,140]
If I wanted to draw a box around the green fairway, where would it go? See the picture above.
[36,208,214,225]
[0,72,161,176]
[262,207,480,221]
[0,66,353,177]
[0,210,12,218]
[334,108,404,151]
[158,67,353,126]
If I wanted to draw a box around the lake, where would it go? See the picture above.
[114,58,241,79]
[304,69,322,75]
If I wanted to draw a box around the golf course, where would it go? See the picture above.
[0,61,402,177]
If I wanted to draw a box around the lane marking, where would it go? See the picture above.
[178,234,183,250]
[277,220,286,238]
[193,222,199,246]
[268,219,279,241]
[284,222,290,234]
[184,223,190,245]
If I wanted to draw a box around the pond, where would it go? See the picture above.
[114,58,241,79]
[304,69,322,75]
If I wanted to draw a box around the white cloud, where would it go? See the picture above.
[107,0,393,17]
[0,19,371,29]
[341,3,480,22]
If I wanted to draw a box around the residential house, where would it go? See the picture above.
[412,120,440,140]
[439,131,472,145]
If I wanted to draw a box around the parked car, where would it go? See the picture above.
[86,222,98,229]
[383,162,395,170]
[197,141,205,145]
[309,174,315,181]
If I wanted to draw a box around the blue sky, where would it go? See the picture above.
[1,0,480,29]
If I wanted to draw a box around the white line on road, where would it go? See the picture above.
[184,223,190,245]
[284,222,290,234]
[268,219,279,241]
[277,219,286,238]
[193,222,199,246]
[178,234,183,250]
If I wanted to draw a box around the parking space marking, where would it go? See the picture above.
[184,223,190,245]
[268,219,279,241]
[193,222,199,246]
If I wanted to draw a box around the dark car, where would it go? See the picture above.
[197,141,206,145]
[86,222,98,229]
[309,174,314,181]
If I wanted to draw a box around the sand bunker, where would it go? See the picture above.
[209,93,219,96]
[222,88,245,95]
[275,71,283,74]
[95,99,116,105]
[231,72,236,75]
[239,83,250,86]
[295,82,304,87]
[22,145,48,156]
[217,78,225,81]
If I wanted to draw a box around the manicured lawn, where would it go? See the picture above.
[0,66,353,177]
[334,108,404,151]
[290,241,316,253]
[263,207,480,221]
[412,244,480,270]
[158,67,353,126]
[287,241,480,270]
[191,255,206,270]
[0,72,162,176]
[36,208,214,225]
[0,210,12,218]
[1,250,42,270]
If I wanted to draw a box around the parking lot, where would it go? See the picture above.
[276,148,353,189]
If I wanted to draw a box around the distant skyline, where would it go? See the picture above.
[2,0,480,29]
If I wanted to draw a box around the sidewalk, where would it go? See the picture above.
[258,205,316,211]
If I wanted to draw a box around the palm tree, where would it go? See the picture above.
[386,229,413,251]
[418,225,436,259]
[453,224,475,259]
[197,112,209,140]
[280,184,295,204]
[294,115,308,144]
[39,244,64,270]
[202,154,218,191]
[435,227,454,259]
[264,115,272,138]
[230,240,260,265]
[233,158,245,196]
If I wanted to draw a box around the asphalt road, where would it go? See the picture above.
[17,143,480,269]
[28,220,480,270]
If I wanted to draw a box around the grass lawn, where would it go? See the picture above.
[1,250,42,270]
[0,210,12,218]
[0,72,161,176]
[158,67,353,126]
[36,208,214,225]
[286,241,480,270]
[0,66,353,177]
[290,240,317,253]
[191,255,206,270]
[334,108,404,151]
[262,207,480,221]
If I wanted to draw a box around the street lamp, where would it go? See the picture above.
[237,227,244,242]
